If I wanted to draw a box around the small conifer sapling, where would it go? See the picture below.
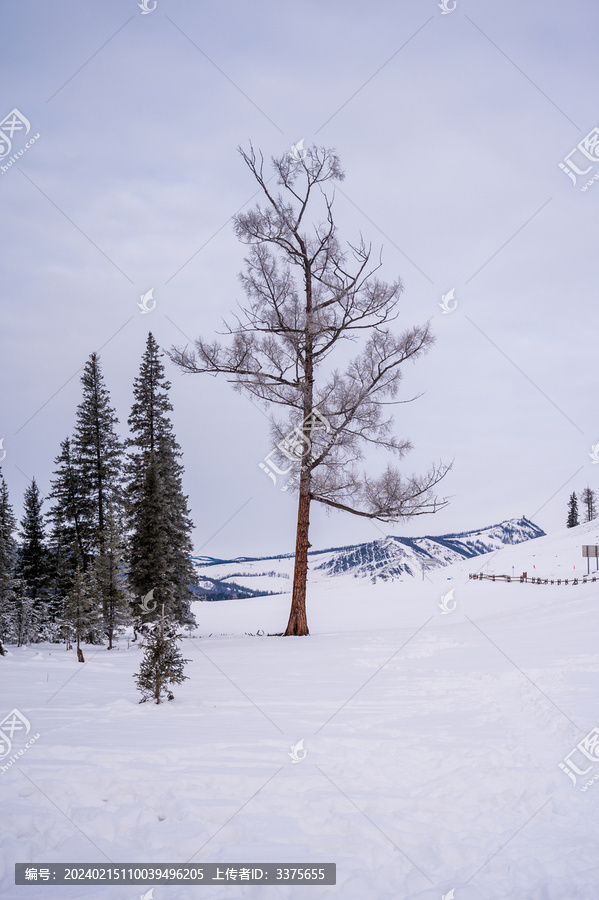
[134,604,190,704]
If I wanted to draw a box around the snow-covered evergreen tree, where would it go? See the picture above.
[128,450,167,613]
[92,502,130,649]
[15,478,51,638]
[47,356,125,643]
[126,333,197,625]
[0,478,37,647]
[11,591,42,647]
[567,492,579,528]
[73,353,124,557]
[0,476,18,653]
[47,436,92,582]
[73,353,125,636]
[134,614,190,703]
[62,566,103,659]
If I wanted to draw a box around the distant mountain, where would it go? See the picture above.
[191,569,289,602]
[191,516,544,599]
[311,516,544,580]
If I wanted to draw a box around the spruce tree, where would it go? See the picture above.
[126,333,197,625]
[73,353,123,557]
[127,450,168,612]
[92,502,130,649]
[0,477,18,653]
[0,478,36,647]
[134,613,190,703]
[11,591,40,647]
[47,436,92,580]
[567,492,579,528]
[73,353,125,635]
[16,479,51,633]
[47,356,125,643]
[63,566,103,659]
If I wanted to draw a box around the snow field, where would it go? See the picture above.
[1,525,599,898]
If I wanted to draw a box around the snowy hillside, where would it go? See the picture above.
[191,516,544,597]
[2,520,599,898]
[312,516,544,579]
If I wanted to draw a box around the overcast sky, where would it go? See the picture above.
[1,0,598,558]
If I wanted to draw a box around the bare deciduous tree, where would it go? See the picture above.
[170,145,450,636]
[580,486,597,523]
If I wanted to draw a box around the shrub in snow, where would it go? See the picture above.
[134,620,190,704]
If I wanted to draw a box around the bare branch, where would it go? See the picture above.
[311,463,452,522]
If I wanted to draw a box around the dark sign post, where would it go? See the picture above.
[582,545,599,575]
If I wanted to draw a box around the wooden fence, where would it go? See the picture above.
[469,573,597,585]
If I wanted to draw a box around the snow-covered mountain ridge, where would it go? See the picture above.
[191,516,544,598]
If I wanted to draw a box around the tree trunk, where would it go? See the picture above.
[285,256,314,636]
[284,260,314,637]
[107,566,114,650]
[285,475,311,636]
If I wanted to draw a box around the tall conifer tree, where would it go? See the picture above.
[0,476,35,646]
[73,352,123,557]
[47,354,125,638]
[14,478,52,642]
[126,334,197,625]
[16,478,50,604]
[0,476,18,652]
[92,502,130,649]
[47,436,91,611]
[63,566,103,658]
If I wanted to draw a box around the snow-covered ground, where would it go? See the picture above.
[2,521,599,899]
